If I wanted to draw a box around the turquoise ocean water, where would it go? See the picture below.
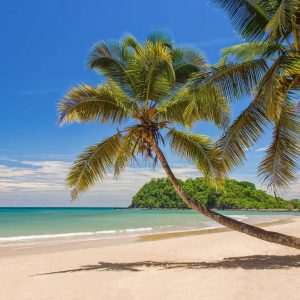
[0,208,299,244]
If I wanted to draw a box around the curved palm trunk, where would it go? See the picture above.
[151,139,300,250]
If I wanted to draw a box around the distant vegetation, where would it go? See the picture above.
[130,178,300,210]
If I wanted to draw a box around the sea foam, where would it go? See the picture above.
[0,227,154,243]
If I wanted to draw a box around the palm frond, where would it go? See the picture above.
[58,84,135,125]
[122,34,139,56]
[258,99,300,193]
[192,59,268,100]
[157,82,230,129]
[172,47,207,83]
[128,41,175,102]
[280,54,300,77]
[185,85,231,129]
[216,98,269,171]
[114,133,136,177]
[210,0,270,40]
[88,40,135,96]
[167,128,224,183]
[147,31,173,49]
[156,93,188,125]
[266,0,294,42]
[220,42,287,64]
[255,54,300,121]
[67,133,123,201]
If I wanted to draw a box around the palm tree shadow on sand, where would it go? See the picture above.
[37,254,300,275]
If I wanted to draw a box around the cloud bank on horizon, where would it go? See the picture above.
[0,156,299,207]
[0,157,199,207]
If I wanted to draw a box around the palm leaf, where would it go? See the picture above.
[167,128,224,183]
[67,133,123,201]
[122,34,139,59]
[156,92,189,125]
[211,0,270,40]
[266,0,294,42]
[258,99,300,193]
[147,31,173,49]
[157,81,230,129]
[254,54,300,121]
[220,42,287,64]
[172,47,207,83]
[192,59,268,100]
[114,133,136,177]
[88,40,135,96]
[128,41,175,102]
[58,84,135,125]
[216,97,269,171]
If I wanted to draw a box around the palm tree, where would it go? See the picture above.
[210,0,300,194]
[58,33,300,249]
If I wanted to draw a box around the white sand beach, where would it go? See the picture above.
[0,217,299,300]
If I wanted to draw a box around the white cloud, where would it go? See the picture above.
[256,147,268,152]
[0,160,198,193]
[0,161,70,192]
[0,157,299,206]
[0,158,199,206]
[21,160,71,174]
[0,156,18,162]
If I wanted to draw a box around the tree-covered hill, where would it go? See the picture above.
[130,178,300,210]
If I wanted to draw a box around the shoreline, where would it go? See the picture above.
[1,216,297,258]
[139,216,295,241]
[1,210,298,244]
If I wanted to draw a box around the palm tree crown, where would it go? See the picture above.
[211,0,300,194]
[58,33,230,200]
[58,31,300,250]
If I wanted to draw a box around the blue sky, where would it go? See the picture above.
[0,0,298,206]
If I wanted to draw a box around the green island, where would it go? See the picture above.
[130,178,300,210]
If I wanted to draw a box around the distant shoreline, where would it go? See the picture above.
[128,208,300,212]
[139,216,297,241]
[0,207,299,212]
